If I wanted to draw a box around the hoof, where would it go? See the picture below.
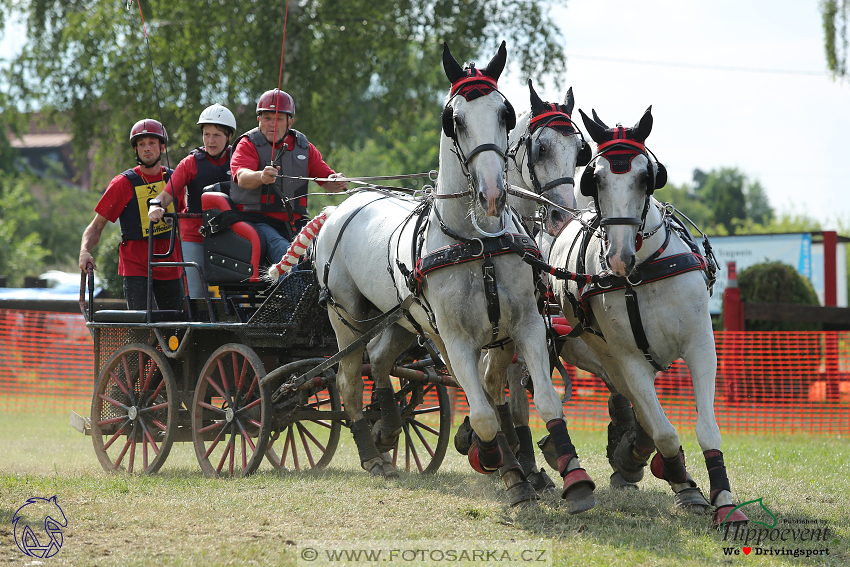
[714,505,749,527]
[372,426,401,454]
[561,468,597,514]
[536,434,559,471]
[363,456,398,479]
[454,416,476,456]
[609,471,639,490]
[502,468,539,508]
[610,436,647,483]
[527,468,557,494]
[673,487,711,514]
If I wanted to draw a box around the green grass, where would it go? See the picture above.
[1,412,848,566]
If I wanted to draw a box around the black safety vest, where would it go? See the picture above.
[230,128,309,216]
[117,167,175,240]
[187,147,231,213]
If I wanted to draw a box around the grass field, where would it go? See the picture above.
[1,411,848,566]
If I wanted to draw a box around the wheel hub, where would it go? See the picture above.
[128,406,138,421]
[225,407,234,423]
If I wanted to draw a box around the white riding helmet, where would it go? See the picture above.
[197,104,236,135]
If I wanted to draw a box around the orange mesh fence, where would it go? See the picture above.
[0,309,94,414]
[1,307,848,435]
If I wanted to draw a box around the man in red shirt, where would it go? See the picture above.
[79,119,184,310]
[230,89,348,266]
[148,104,235,297]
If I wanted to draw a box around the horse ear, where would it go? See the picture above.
[528,79,546,114]
[443,42,465,84]
[579,108,607,143]
[633,105,653,142]
[481,40,507,81]
[591,109,609,129]
[563,87,575,115]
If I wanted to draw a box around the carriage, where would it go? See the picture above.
[74,199,453,478]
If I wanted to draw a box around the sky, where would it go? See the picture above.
[2,1,848,226]
[497,0,850,228]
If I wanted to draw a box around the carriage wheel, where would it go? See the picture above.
[265,361,342,471]
[90,343,177,474]
[192,344,272,478]
[387,380,451,474]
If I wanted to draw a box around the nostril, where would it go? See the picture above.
[478,192,488,209]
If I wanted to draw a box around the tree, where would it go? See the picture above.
[821,0,849,77]
[738,261,821,331]
[1,0,568,191]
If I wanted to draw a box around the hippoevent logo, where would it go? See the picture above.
[11,496,68,558]
[718,498,837,558]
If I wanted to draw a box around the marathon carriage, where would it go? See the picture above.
[76,189,453,478]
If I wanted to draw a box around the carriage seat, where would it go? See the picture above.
[202,186,267,284]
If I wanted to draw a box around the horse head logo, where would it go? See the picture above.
[12,496,68,558]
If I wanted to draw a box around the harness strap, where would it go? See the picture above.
[413,233,539,294]
[482,257,500,346]
[624,285,670,372]
[579,251,707,302]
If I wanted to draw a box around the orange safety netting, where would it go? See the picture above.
[1,308,848,435]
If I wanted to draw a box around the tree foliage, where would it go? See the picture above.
[738,261,821,331]
[1,0,567,191]
[655,167,775,235]
[821,0,849,77]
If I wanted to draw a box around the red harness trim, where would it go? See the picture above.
[450,73,498,96]
[597,138,646,153]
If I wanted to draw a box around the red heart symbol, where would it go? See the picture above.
[743,547,751,555]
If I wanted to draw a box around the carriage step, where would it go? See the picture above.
[69,411,91,436]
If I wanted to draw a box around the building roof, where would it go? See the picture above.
[10,132,73,149]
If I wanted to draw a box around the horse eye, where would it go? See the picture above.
[538,144,546,154]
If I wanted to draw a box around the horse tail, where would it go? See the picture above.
[268,211,330,280]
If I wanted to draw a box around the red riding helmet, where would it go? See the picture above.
[129,119,168,147]
[256,89,295,115]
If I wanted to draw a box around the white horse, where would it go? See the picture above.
[312,42,594,510]
[496,81,642,492]
[544,106,748,526]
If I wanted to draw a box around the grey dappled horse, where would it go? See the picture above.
[543,106,748,526]
[313,42,594,510]
[497,81,641,492]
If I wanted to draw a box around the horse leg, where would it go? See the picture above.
[685,342,749,527]
[328,310,393,478]
[365,325,418,478]
[507,361,556,494]
[559,337,641,489]
[628,373,711,514]
[480,346,538,507]
[514,329,596,514]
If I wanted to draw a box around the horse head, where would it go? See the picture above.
[578,106,667,277]
[441,41,514,236]
[510,81,588,236]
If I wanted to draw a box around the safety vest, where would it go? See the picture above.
[118,167,175,240]
[187,147,231,213]
[230,128,309,217]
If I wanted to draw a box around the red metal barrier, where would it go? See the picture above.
[1,308,848,435]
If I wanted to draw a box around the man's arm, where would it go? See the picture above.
[79,213,109,271]
[234,165,280,190]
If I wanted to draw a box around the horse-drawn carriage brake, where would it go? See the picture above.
[76,197,455,478]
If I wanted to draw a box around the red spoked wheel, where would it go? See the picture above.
[192,344,272,478]
[384,380,451,474]
[91,343,177,474]
[265,360,342,471]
